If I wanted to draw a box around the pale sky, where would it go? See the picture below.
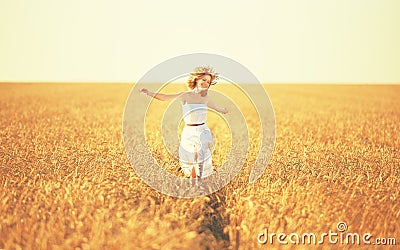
[0,0,399,83]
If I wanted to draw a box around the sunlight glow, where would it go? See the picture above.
[0,0,399,83]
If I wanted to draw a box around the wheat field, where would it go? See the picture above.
[0,83,399,249]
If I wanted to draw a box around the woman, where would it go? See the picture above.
[139,66,228,179]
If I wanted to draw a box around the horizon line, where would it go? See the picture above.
[1,81,400,85]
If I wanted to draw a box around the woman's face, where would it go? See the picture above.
[196,74,212,89]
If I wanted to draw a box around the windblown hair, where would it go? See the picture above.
[187,65,219,89]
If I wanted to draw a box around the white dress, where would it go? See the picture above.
[179,103,213,178]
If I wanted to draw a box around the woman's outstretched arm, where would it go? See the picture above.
[207,99,228,114]
[140,88,185,101]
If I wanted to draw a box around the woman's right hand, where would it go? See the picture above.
[139,88,149,94]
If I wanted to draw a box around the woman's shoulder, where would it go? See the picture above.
[180,91,192,103]
[180,91,193,99]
